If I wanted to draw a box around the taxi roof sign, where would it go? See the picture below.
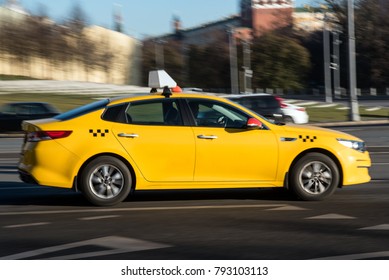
[148,70,177,89]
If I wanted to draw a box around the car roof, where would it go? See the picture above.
[224,93,273,98]
[108,92,226,105]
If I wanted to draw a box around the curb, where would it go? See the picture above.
[0,134,24,138]
[314,120,389,127]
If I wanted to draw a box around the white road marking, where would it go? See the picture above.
[0,235,171,260]
[312,104,338,108]
[79,215,120,221]
[0,204,287,216]
[314,251,389,260]
[337,107,350,110]
[365,107,382,111]
[4,222,50,229]
[294,101,317,106]
[359,224,389,230]
[305,213,356,220]
[267,205,308,211]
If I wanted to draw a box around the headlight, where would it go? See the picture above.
[337,138,366,152]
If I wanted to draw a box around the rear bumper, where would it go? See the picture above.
[18,169,38,184]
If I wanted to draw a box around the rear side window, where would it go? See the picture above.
[22,104,46,114]
[259,96,279,108]
[102,103,128,123]
[55,99,109,121]
[230,96,280,109]
[126,99,183,126]
[241,96,279,108]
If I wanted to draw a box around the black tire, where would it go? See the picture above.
[79,156,132,206]
[289,153,339,201]
[284,116,294,123]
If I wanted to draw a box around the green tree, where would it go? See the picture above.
[251,32,310,90]
[141,40,186,86]
[325,0,389,88]
[187,43,230,90]
[355,0,389,88]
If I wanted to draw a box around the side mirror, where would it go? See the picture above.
[246,118,263,129]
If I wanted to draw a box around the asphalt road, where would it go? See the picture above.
[0,124,388,260]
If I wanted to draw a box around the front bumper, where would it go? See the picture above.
[341,151,371,186]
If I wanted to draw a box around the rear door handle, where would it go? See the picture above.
[118,133,139,138]
[197,135,218,140]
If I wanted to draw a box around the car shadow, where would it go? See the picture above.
[0,181,296,207]
[127,188,296,203]
[0,181,89,207]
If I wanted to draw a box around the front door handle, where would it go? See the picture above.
[197,135,218,140]
[118,133,139,138]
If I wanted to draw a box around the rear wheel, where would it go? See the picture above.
[80,156,132,206]
[284,116,294,123]
[289,153,339,201]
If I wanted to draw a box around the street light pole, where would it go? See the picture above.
[228,26,239,94]
[323,25,332,103]
[347,0,360,121]
[242,40,252,93]
[332,29,341,99]
[322,5,332,103]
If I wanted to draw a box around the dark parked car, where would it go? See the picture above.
[225,93,285,122]
[0,102,60,132]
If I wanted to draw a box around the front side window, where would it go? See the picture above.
[126,99,183,126]
[187,99,248,128]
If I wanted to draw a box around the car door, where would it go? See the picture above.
[111,98,196,182]
[187,99,279,182]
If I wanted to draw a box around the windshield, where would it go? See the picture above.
[227,98,284,125]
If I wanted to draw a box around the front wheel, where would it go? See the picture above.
[289,153,340,201]
[79,156,132,206]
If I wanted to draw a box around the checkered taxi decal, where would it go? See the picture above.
[89,129,109,137]
[299,135,317,143]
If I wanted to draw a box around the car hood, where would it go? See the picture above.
[280,123,363,141]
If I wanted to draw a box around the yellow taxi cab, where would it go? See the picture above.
[18,71,371,206]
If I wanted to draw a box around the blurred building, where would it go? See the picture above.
[240,0,294,37]
[0,1,141,85]
[293,7,327,32]
[0,0,28,23]
[147,0,324,45]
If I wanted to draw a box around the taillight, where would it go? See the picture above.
[275,96,287,108]
[27,131,72,142]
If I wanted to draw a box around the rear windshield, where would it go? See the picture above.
[55,99,109,121]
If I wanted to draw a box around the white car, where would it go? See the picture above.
[182,87,203,92]
[281,102,309,124]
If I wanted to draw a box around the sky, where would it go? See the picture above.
[8,0,321,39]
